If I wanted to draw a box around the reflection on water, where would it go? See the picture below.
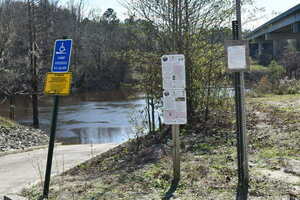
[0,90,147,144]
[62,127,133,144]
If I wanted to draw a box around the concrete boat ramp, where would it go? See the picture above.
[0,144,117,198]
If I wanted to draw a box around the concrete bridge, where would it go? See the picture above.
[247,3,300,59]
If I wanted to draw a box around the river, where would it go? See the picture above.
[0,90,149,145]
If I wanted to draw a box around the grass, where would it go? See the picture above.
[250,64,268,72]
[0,116,18,128]
[248,93,300,102]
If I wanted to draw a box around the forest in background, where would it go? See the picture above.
[0,0,159,94]
[0,0,262,130]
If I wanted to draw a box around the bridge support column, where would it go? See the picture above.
[272,40,279,58]
[292,22,300,33]
[296,40,300,51]
[258,42,263,56]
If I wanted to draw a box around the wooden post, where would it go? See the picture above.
[172,124,180,182]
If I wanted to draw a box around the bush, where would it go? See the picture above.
[250,65,268,72]
[267,61,286,84]
[246,65,269,86]
[274,78,300,95]
[253,76,273,96]
[250,61,290,96]
[258,53,273,66]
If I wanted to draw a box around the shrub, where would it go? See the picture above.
[267,61,286,84]
[250,65,268,72]
[258,53,273,66]
[274,78,300,95]
[253,76,273,96]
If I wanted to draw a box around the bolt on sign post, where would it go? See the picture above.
[161,54,187,183]
[225,1,249,199]
[41,39,73,199]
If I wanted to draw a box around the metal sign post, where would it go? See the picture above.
[41,39,72,199]
[42,95,59,198]
[232,22,249,199]
[224,1,249,199]
[161,54,187,183]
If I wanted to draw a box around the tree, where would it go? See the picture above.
[27,0,40,128]
[279,48,300,79]
[0,68,27,120]
[123,0,250,123]
[126,50,162,133]
[0,0,28,120]
[101,8,120,24]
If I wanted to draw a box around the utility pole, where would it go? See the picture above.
[234,0,249,199]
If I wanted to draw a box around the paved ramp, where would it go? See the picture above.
[0,144,117,195]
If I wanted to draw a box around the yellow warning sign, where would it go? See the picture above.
[44,73,72,95]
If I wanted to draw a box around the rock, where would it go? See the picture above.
[284,159,300,176]
[56,191,74,200]
[289,186,300,197]
[3,195,28,200]
[0,124,49,153]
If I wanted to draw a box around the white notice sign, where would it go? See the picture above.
[161,55,186,89]
[163,89,187,124]
[227,45,247,70]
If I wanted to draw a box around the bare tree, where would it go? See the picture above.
[123,0,239,121]
[27,0,40,128]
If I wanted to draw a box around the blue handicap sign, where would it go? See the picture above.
[51,39,73,72]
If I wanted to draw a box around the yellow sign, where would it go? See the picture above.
[44,73,72,95]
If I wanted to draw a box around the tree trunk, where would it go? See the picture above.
[146,96,152,133]
[150,97,155,132]
[9,95,15,120]
[28,0,39,128]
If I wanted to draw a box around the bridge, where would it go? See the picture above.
[247,3,300,59]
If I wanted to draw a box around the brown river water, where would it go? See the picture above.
[0,90,149,145]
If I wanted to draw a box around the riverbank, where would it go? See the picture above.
[22,94,300,199]
[0,90,145,145]
[0,117,49,153]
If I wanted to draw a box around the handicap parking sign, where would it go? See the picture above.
[51,39,72,72]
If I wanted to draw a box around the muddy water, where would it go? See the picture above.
[0,90,147,144]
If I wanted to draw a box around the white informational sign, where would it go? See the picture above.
[227,45,247,70]
[161,54,187,124]
[161,54,186,89]
[163,89,187,124]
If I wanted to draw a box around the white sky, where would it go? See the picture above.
[250,0,300,29]
[85,0,300,30]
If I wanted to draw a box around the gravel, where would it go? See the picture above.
[0,125,49,152]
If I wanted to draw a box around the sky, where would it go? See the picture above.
[86,0,300,30]
[251,0,300,29]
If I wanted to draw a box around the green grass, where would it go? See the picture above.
[0,116,18,128]
[248,93,300,102]
[250,64,268,72]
